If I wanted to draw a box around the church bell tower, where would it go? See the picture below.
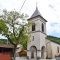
[27,6,47,59]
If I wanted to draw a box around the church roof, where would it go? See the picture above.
[28,7,47,22]
[30,7,41,18]
[0,44,14,48]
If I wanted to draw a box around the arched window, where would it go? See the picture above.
[32,24,35,31]
[42,23,44,32]
[57,47,59,53]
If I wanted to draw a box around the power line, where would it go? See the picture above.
[20,0,27,11]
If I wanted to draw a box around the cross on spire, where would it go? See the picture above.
[36,2,38,10]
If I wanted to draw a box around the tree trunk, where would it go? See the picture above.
[13,45,17,60]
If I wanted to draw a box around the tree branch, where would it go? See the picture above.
[6,35,16,46]
[17,26,24,41]
[12,20,16,39]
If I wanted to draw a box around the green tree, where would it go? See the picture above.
[0,9,29,60]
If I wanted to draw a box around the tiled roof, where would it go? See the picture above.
[0,44,14,48]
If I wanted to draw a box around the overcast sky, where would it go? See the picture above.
[0,0,60,38]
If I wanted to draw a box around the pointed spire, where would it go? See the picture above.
[30,3,41,19]
[28,1,47,22]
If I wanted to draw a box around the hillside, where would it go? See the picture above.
[47,35,60,44]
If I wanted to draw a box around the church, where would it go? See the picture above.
[27,6,60,59]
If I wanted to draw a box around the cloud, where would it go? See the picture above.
[47,22,60,37]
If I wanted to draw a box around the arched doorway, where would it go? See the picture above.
[41,46,45,59]
[30,46,37,58]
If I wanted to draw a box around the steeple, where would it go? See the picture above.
[28,2,42,19]
[28,3,47,22]
[30,6,41,19]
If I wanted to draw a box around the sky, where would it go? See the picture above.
[0,0,60,38]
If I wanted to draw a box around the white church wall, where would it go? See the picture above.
[28,17,41,32]
[51,42,60,58]
[40,33,46,48]
[28,17,46,33]
[40,33,47,58]
[46,39,60,58]
[28,17,47,50]
[27,17,43,58]
[27,32,40,50]
[27,31,41,58]
[28,17,47,58]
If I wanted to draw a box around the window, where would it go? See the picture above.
[42,23,44,32]
[32,24,35,31]
[32,36,34,41]
[57,47,59,53]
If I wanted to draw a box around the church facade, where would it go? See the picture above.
[27,7,60,59]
